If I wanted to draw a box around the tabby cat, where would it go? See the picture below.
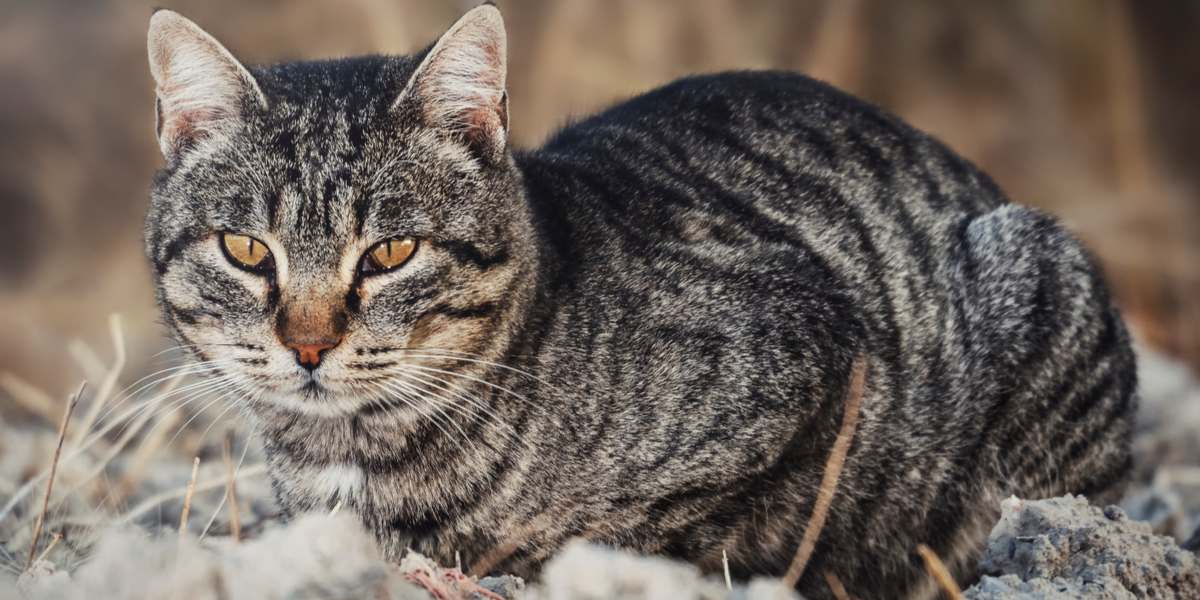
[144,5,1137,598]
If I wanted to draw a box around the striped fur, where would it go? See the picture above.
[144,7,1136,599]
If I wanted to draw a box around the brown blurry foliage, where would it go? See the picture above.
[1,0,1197,405]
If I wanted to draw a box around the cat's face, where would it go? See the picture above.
[145,7,533,417]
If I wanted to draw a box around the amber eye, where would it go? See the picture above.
[220,233,273,271]
[361,238,417,274]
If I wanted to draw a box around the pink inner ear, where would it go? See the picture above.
[164,105,231,151]
[149,12,265,158]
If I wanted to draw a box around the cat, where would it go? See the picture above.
[144,5,1137,598]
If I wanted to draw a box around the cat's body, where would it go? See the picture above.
[145,7,1136,599]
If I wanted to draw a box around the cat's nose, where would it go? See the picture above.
[285,340,339,371]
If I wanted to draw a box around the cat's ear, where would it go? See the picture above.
[147,10,266,160]
[396,4,509,162]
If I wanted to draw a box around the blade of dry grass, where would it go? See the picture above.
[72,314,126,448]
[178,457,200,539]
[0,372,60,424]
[223,434,242,542]
[722,549,732,590]
[782,355,867,587]
[33,532,63,565]
[823,570,852,600]
[26,381,86,570]
[916,543,964,600]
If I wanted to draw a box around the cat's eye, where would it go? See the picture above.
[361,238,417,274]
[221,233,273,272]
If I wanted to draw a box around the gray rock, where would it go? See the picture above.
[966,496,1200,599]
[967,574,1134,600]
[478,575,525,599]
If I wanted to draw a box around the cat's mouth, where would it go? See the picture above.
[252,377,366,418]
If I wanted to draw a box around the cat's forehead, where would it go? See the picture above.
[249,55,415,157]
[253,55,416,115]
[223,57,432,246]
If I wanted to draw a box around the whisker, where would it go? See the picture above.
[376,378,475,453]
[390,351,558,391]
[162,381,249,450]
[93,359,240,430]
[393,367,527,451]
[388,363,537,410]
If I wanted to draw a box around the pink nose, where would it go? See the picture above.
[285,341,338,370]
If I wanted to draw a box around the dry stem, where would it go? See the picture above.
[179,457,200,539]
[722,549,732,590]
[916,544,964,600]
[823,570,852,600]
[223,434,241,542]
[26,381,85,570]
[782,356,867,587]
[34,532,63,565]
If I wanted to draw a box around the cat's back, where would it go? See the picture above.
[522,70,1005,227]
[513,70,1136,598]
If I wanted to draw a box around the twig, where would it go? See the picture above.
[916,544,963,600]
[782,356,867,587]
[823,570,851,600]
[26,381,85,570]
[223,434,241,542]
[179,457,200,539]
[34,532,63,565]
[722,549,733,591]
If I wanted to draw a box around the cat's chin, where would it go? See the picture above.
[256,385,374,419]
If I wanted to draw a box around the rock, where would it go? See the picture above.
[478,575,526,598]
[966,496,1200,599]
[14,513,428,599]
[966,574,1134,600]
[535,540,800,600]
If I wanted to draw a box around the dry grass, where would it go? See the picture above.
[25,382,84,569]
[782,356,867,587]
[0,315,272,581]
[916,543,965,600]
[823,570,853,600]
[178,457,200,540]
[222,434,241,542]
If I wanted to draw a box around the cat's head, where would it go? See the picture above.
[144,5,537,418]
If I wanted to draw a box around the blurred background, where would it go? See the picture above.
[1,0,1198,410]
